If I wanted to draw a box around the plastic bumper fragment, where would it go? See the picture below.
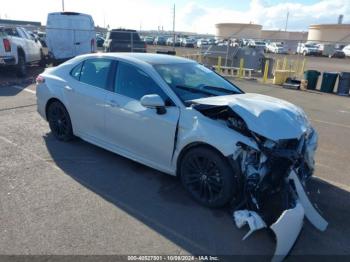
[233,210,267,240]
[270,202,304,262]
[289,170,328,231]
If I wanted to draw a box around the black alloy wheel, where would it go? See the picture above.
[180,147,236,207]
[47,101,74,141]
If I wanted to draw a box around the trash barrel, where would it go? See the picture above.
[337,72,350,96]
[320,72,338,93]
[304,70,320,90]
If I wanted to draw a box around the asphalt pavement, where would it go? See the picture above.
[0,80,350,260]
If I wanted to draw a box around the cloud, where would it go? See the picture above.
[177,0,350,33]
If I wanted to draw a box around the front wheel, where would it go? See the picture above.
[47,101,74,141]
[180,147,237,208]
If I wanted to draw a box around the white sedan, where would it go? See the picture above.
[36,53,327,259]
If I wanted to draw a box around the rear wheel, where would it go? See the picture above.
[39,50,46,67]
[47,101,74,141]
[16,54,26,77]
[180,146,237,208]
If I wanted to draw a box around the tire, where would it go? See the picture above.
[16,54,26,77]
[39,50,46,67]
[47,101,74,141]
[303,51,307,56]
[180,146,237,208]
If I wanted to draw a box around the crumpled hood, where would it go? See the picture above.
[192,93,310,141]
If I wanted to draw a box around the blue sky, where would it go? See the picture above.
[1,0,349,33]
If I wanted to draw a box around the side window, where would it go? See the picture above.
[4,28,20,37]
[80,59,113,89]
[115,62,171,104]
[70,62,83,80]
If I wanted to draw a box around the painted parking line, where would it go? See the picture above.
[12,85,36,94]
[311,118,350,129]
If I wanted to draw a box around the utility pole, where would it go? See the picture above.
[62,0,65,11]
[172,3,176,51]
[285,9,289,31]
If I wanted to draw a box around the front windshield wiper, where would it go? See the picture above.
[200,85,238,94]
[175,85,215,96]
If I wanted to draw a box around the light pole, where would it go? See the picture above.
[62,0,65,11]
[172,3,175,51]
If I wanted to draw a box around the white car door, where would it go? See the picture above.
[105,61,180,168]
[65,58,114,141]
[23,28,41,61]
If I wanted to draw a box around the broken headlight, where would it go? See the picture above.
[227,115,251,136]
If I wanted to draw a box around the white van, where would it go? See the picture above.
[46,12,96,64]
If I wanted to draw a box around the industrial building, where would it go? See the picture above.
[215,22,350,45]
[215,23,262,39]
[308,24,350,44]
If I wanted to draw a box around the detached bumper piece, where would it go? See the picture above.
[233,170,328,262]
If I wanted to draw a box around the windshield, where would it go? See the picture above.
[153,63,242,103]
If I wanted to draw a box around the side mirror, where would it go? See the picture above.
[140,94,166,115]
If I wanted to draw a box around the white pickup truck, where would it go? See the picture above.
[0,26,45,76]
[297,43,322,56]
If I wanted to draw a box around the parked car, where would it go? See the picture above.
[143,36,154,45]
[182,38,196,48]
[342,44,350,57]
[267,42,287,54]
[153,36,167,46]
[46,12,96,65]
[103,29,146,53]
[248,40,267,52]
[36,53,326,261]
[297,43,321,56]
[207,38,216,45]
[0,26,45,76]
[166,37,180,46]
[196,39,209,48]
[36,31,47,47]
[96,35,105,48]
[317,44,345,58]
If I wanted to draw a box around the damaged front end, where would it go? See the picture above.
[193,103,328,261]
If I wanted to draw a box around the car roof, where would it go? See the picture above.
[78,53,194,65]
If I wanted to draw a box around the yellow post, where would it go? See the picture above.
[239,58,244,78]
[282,57,287,70]
[217,56,222,72]
[300,58,307,77]
[263,60,269,83]
[198,53,202,64]
[275,59,280,71]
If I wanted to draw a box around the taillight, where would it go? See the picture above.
[3,39,11,52]
[36,75,45,84]
[91,38,95,52]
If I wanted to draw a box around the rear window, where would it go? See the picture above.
[4,28,20,37]
[0,29,7,37]
[110,32,131,40]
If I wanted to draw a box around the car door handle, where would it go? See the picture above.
[74,42,81,45]
[64,85,74,92]
[108,100,120,107]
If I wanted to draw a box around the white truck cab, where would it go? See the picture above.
[46,12,96,65]
[0,26,43,76]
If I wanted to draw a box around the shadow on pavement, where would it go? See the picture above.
[43,133,350,258]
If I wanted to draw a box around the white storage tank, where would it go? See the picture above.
[215,23,262,39]
[308,24,350,43]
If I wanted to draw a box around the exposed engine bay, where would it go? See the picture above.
[193,103,328,261]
